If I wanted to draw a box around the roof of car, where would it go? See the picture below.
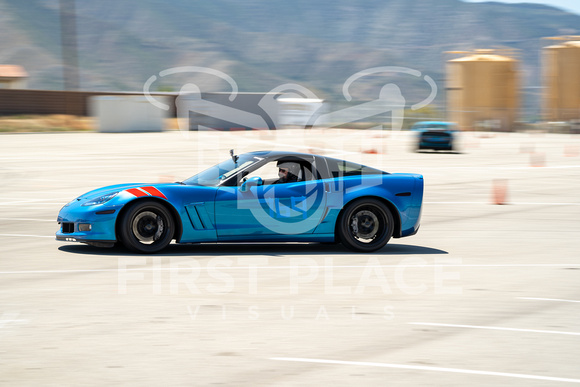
[412,121,458,132]
[245,150,316,158]
[412,121,456,126]
[239,150,388,174]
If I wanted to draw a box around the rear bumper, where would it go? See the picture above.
[419,141,453,149]
[398,175,423,237]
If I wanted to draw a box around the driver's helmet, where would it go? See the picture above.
[277,161,300,177]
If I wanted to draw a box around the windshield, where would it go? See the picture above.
[182,154,262,186]
[413,123,457,131]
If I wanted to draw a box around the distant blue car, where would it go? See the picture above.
[57,151,423,253]
[412,121,458,151]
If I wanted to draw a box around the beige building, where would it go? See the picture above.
[542,38,580,122]
[0,65,28,89]
[446,50,519,131]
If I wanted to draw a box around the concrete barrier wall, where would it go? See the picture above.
[90,95,171,132]
[0,89,176,117]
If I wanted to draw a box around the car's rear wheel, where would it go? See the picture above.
[338,198,394,252]
[119,200,174,253]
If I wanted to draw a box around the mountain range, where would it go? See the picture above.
[1,0,579,113]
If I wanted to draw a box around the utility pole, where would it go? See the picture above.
[59,0,80,91]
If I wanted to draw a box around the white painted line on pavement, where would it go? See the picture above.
[0,199,64,206]
[411,165,580,170]
[0,207,63,211]
[0,218,55,222]
[0,313,29,328]
[409,322,580,336]
[518,297,580,303]
[434,202,580,206]
[0,155,156,161]
[0,263,579,275]
[0,234,54,238]
[270,357,580,384]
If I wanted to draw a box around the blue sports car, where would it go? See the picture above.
[57,150,423,253]
[412,121,458,151]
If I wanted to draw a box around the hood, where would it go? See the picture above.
[78,183,148,199]
[79,182,183,199]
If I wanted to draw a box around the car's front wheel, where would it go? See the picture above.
[119,200,174,253]
[338,198,394,252]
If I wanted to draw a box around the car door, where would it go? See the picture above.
[214,158,328,238]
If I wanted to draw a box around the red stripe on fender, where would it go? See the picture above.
[127,188,148,197]
[141,186,168,200]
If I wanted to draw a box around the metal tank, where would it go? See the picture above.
[446,49,519,131]
[542,38,580,122]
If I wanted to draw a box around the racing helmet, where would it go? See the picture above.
[277,161,300,177]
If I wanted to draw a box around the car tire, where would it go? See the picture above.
[338,198,394,252]
[119,200,174,253]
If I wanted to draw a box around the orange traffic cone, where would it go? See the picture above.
[530,152,546,167]
[492,179,508,205]
[564,144,580,157]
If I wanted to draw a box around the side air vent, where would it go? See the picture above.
[185,203,214,230]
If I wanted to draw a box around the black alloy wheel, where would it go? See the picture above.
[338,198,394,252]
[120,200,174,253]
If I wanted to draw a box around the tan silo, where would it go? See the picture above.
[542,38,580,122]
[446,49,519,131]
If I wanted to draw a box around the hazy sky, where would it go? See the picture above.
[462,0,580,15]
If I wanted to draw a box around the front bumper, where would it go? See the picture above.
[56,203,122,243]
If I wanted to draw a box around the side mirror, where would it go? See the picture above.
[240,176,263,192]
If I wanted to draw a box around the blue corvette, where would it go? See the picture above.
[57,151,423,253]
[412,121,458,151]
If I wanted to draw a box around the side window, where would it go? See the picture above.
[326,159,365,177]
[243,161,280,185]
[340,161,366,177]
[326,158,386,178]
[242,158,321,185]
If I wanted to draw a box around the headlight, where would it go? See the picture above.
[82,192,119,206]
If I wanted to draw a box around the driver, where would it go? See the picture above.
[274,161,300,184]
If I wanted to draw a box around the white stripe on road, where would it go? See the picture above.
[0,218,55,222]
[0,199,65,206]
[0,313,29,328]
[426,202,580,206]
[409,322,580,336]
[518,297,580,303]
[411,165,580,170]
[0,234,54,238]
[270,357,580,384]
[0,263,579,275]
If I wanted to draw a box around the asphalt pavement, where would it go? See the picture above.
[0,128,579,386]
